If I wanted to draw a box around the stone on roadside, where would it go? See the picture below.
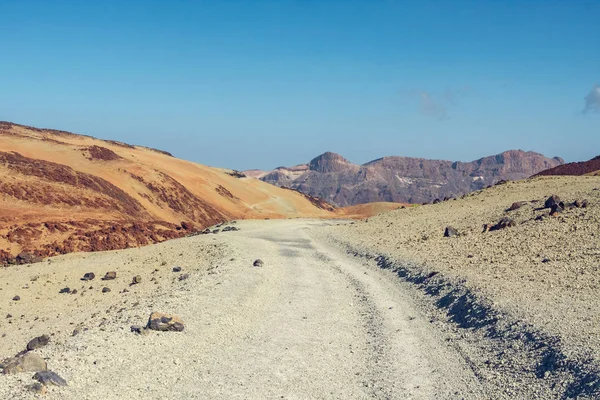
[147,312,185,332]
[81,272,95,281]
[253,259,264,267]
[1,352,47,374]
[102,271,117,280]
[27,334,50,351]
[444,226,458,237]
[33,370,68,386]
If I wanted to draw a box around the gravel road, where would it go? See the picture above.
[1,219,486,399]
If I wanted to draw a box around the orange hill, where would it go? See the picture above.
[0,122,387,263]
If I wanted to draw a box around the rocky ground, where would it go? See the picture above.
[2,175,600,399]
[0,219,488,399]
[323,175,600,398]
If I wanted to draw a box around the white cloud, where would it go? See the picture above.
[583,84,600,114]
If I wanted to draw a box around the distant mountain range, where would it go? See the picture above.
[245,150,564,206]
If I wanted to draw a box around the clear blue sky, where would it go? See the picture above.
[1,1,599,170]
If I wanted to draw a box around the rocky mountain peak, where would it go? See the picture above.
[259,150,564,206]
[308,152,354,173]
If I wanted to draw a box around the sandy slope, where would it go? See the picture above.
[0,220,485,399]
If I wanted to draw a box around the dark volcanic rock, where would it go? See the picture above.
[251,150,563,206]
[253,259,264,267]
[489,217,516,231]
[33,370,68,386]
[544,195,562,209]
[27,334,50,351]
[82,272,95,281]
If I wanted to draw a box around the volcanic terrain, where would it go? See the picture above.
[248,150,564,206]
[0,122,388,264]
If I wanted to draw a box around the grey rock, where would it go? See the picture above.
[27,334,50,351]
[82,272,95,281]
[444,226,459,237]
[253,259,264,267]
[33,370,67,386]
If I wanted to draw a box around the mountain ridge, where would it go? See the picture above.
[246,150,564,206]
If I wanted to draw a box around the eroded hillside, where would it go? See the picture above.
[0,122,341,262]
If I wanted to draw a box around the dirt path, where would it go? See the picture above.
[1,220,485,399]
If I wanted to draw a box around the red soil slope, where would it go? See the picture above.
[534,156,600,177]
[0,122,344,263]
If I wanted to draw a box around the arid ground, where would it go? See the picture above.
[2,175,600,399]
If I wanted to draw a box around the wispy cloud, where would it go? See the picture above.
[583,84,600,114]
[411,87,470,121]
[419,91,448,120]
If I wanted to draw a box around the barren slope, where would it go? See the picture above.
[324,175,600,397]
[0,122,341,262]
[534,155,600,177]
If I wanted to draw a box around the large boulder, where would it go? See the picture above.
[147,312,184,332]
[1,352,47,374]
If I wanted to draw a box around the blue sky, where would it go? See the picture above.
[1,1,598,170]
